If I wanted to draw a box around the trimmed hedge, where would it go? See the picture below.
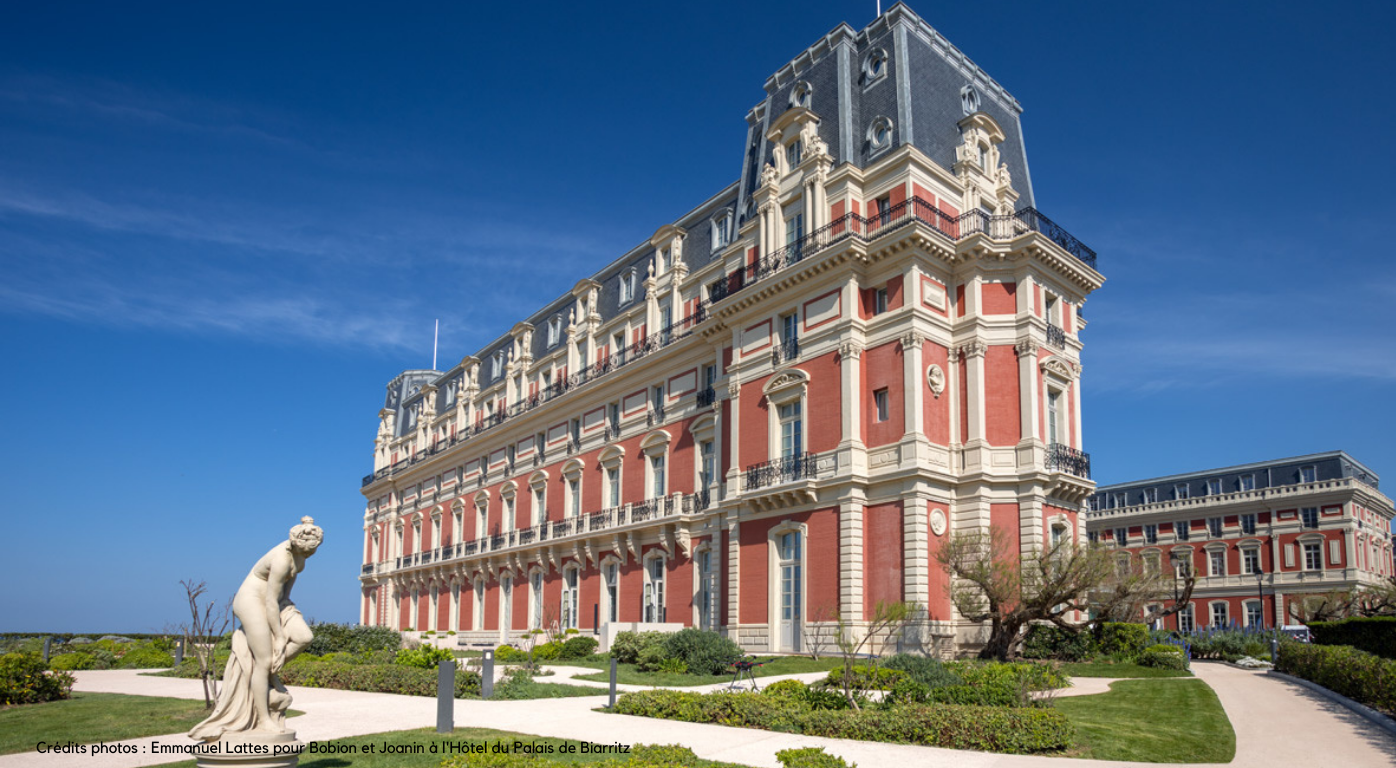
[1276,642,1396,716]
[279,661,480,698]
[1309,617,1396,660]
[1139,644,1188,670]
[660,629,743,676]
[1021,624,1096,661]
[611,689,1073,754]
[1099,623,1150,658]
[825,666,906,690]
[302,623,402,656]
[776,747,853,768]
[609,631,670,664]
[442,743,718,768]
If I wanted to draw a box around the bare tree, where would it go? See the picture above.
[830,600,917,711]
[177,579,232,709]
[935,529,1195,661]
[801,602,839,660]
[1293,579,1396,622]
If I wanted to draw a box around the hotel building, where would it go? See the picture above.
[358,3,1103,654]
[1086,452,1394,630]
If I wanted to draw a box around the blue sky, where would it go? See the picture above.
[2,1,1393,632]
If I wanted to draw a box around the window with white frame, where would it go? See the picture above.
[711,211,731,251]
[531,483,546,528]
[1209,549,1226,577]
[492,351,504,380]
[1051,522,1068,549]
[561,565,579,630]
[779,401,803,459]
[697,548,717,631]
[529,570,544,629]
[1301,507,1319,529]
[567,476,581,518]
[600,447,623,509]
[1143,487,1158,504]
[1207,517,1223,538]
[547,316,562,347]
[1145,524,1158,545]
[1047,389,1064,445]
[699,439,715,489]
[1245,600,1263,627]
[1175,521,1191,541]
[1241,513,1257,535]
[1178,603,1195,632]
[603,561,620,624]
[1114,528,1127,546]
[1301,465,1317,483]
[650,453,666,499]
[1175,483,1190,500]
[786,139,802,169]
[502,488,516,531]
[452,506,463,545]
[1240,474,1256,491]
[874,388,890,422]
[1303,541,1323,570]
[873,287,888,315]
[643,554,666,623]
[606,466,621,507]
[1210,602,1228,628]
[619,269,637,305]
[476,500,488,542]
[1144,552,1162,574]
[1243,547,1261,575]
[1115,554,1131,578]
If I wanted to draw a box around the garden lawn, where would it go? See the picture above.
[0,692,253,756]
[165,727,751,768]
[562,655,843,686]
[1054,679,1234,763]
[1058,661,1192,679]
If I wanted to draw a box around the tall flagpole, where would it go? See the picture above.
[433,319,439,370]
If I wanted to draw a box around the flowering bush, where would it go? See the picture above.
[1,652,75,705]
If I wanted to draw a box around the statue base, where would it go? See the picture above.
[194,731,305,768]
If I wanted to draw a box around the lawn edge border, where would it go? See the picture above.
[1265,670,1396,738]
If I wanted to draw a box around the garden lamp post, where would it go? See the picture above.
[1254,571,1265,630]
[1170,553,1184,631]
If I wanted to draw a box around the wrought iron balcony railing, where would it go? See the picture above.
[1046,324,1067,349]
[696,386,716,408]
[772,337,800,364]
[744,452,821,490]
[1047,443,1091,479]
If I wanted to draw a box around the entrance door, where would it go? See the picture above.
[778,530,802,651]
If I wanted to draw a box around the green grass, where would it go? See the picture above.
[165,727,751,768]
[1054,679,1234,762]
[1058,661,1192,678]
[0,693,227,755]
[560,655,843,687]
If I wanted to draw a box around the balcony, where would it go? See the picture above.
[1047,443,1092,479]
[1046,324,1067,349]
[745,452,820,490]
[708,200,1096,305]
[771,337,800,364]
[696,386,716,408]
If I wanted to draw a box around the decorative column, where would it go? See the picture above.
[903,491,931,611]
[901,331,926,440]
[838,340,864,450]
[725,378,742,495]
[1015,340,1040,444]
[1072,364,1084,449]
[838,491,866,624]
[959,342,987,443]
[726,516,741,633]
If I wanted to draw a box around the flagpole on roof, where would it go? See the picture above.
[433,319,439,370]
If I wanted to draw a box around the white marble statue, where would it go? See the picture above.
[190,517,323,742]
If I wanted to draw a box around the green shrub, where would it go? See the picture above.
[303,623,402,656]
[279,660,480,698]
[763,679,808,699]
[395,645,455,669]
[635,645,670,672]
[661,629,743,676]
[117,645,175,669]
[882,677,931,707]
[560,635,599,660]
[1021,624,1096,661]
[1241,640,1269,659]
[532,641,562,661]
[609,631,669,664]
[1099,623,1150,659]
[48,652,99,671]
[1309,617,1396,659]
[881,654,961,689]
[611,689,1072,754]
[656,658,688,674]
[630,745,700,766]
[776,746,855,768]
[1276,641,1396,716]
[495,644,526,662]
[801,684,853,711]
[824,665,905,690]
[1,652,76,705]
[1139,645,1189,670]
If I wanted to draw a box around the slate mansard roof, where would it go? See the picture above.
[1089,451,1382,510]
[384,3,1038,431]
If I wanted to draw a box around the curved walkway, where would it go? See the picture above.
[4,662,1393,768]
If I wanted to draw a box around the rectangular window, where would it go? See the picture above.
[568,477,581,518]
[1240,474,1256,491]
[1145,524,1158,545]
[607,467,620,508]
[1045,294,1059,324]
[1113,492,1126,509]
[1304,542,1322,570]
[786,140,802,167]
[1246,601,1263,628]
[1241,513,1256,535]
[1301,507,1319,529]
[643,557,665,623]
[1175,521,1190,542]
[1301,465,1317,483]
[1211,602,1228,628]
[875,195,891,226]
[1178,604,1195,633]
[699,440,715,488]
[1047,390,1063,445]
[651,454,666,498]
[1143,488,1158,504]
[1144,553,1161,574]
[785,212,805,251]
[1175,483,1190,500]
[1087,530,1098,543]
[873,388,889,422]
[779,401,803,459]
[1243,548,1260,575]
[873,287,888,315]
[1208,517,1223,538]
[1207,478,1221,496]
[782,312,799,345]
[605,564,619,623]
[533,488,546,527]
[1114,528,1127,546]
[704,364,717,388]
[1209,550,1225,577]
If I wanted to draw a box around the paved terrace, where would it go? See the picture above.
[4,662,1393,768]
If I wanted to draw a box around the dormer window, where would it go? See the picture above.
[786,139,802,169]
[868,116,893,153]
[711,211,732,251]
[491,351,504,380]
[620,268,637,304]
[978,144,989,170]
[863,48,888,85]
[657,248,668,274]
[547,316,562,347]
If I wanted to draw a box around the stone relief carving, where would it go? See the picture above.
[926,364,945,398]
[930,509,948,537]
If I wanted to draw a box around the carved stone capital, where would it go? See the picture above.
[899,332,925,351]
[1015,340,1040,358]
[727,380,742,399]
[838,341,864,360]
[956,341,987,359]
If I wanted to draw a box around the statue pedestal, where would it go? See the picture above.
[194,731,304,768]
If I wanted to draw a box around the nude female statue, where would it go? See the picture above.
[190,517,323,741]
